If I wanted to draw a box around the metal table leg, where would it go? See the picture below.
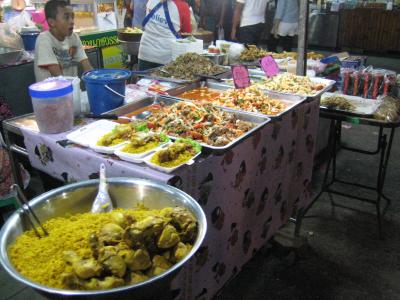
[3,128,25,188]
[294,119,336,236]
[296,119,396,239]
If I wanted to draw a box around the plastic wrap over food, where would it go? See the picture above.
[340,67,397,99]
[373,96,400,123]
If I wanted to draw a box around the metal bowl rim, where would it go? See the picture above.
[0,178,207,296]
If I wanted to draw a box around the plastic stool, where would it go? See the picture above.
[0,195,19,225]
[0,195,19,210]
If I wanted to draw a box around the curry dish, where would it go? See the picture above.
[96,123,148,147]
[179,87,222,102]
[150,139,201,168]
[8,207,197,290]
[120,132,169,154]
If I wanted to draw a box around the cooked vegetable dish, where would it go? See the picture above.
[8,206,197,290]
[120,132,169,154]
[179,86,287,115]
[137,101,256,146]
[255,73,325,96]
[321,96,356,111]
[215,86,287,115]
[150,139,201,168]
[152,53,225,80]
[239,45,269,62]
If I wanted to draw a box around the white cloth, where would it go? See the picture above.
[237,0,269,27]
[277,22,298,36]
[138,0,182,64]
[34,31,87,82]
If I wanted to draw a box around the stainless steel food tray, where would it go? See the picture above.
[257,76,336,99]
[220,66,265,78]
[0,47,23,65]
[166,81,307,119]
[320,92,382,117]
[133,67,229,85]
[106,95,271,152]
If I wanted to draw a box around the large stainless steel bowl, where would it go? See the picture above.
[0,178,207,300]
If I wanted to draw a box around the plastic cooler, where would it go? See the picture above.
[82,69,131,115]
[29,79,74,134]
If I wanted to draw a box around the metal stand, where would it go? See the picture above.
[295,115,396,239]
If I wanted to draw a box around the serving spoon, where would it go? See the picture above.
[91,163,113,213]
[85,110,152,121]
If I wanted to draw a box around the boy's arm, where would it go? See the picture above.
[80,58,93,73]
[47,65,63,77]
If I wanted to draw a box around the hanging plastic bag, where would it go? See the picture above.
[0,23,23,49]
[217,26,224,40]
[7,10,35,33]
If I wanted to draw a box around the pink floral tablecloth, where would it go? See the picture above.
[18,99,319,300]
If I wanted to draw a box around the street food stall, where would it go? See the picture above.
[1,0,400,298]
[0,48,337,298]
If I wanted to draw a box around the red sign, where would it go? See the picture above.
[260,55,279,77]
[231,65,250,89]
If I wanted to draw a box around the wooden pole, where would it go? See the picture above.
[296,0,308,76]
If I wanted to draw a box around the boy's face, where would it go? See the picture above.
[49,5,74,38]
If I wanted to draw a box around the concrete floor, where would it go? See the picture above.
[216,124,400,300]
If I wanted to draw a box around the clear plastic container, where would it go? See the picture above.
[29,79,74,134]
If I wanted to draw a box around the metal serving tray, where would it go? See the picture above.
[166,81,307,119]
[0,47,23,65]
[257,76,336,99]
[133,67,229,85]
[106,95,271,152]
[220,66,265,78]
[320,92,381,117]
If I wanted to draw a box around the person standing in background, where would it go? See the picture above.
[231,0,269,45]
[138,0,191,70]
[223,0,235,41]
[124,0,133,27]
[187,0,200,20]
[132,0,147,28]
[199,0,226,40]
[270,0,298,52]
[1,0,26,21]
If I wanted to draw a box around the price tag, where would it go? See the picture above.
[260,55,279,77]
[231,65,250,89]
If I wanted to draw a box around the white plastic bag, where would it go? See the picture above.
[0,23,23,49]
[171,38,203,60]
[7,11,35,33]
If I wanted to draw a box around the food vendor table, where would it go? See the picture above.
[296,110,399,239]
[3,98,320,299]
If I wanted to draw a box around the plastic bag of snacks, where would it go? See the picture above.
[341,67,396,99]
[373,95,400,123]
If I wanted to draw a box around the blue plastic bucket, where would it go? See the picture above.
[82,69,131,115]
[20,31,39,51]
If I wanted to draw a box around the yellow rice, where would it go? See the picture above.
[8,208,161,289]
